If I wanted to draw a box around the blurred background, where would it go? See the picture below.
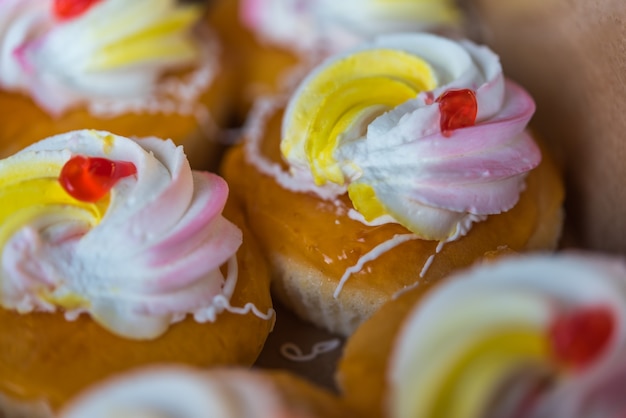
[467,0,626,254]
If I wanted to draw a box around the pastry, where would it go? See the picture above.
[209,0,463,120]
[222,33,565,335]
[0,0,234,169]
[338,252,626,418]
[59,366,355,418]
[0,130,274,415]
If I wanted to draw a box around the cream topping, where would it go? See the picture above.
[334,234,417,298]
[388,253,626,418]
[0,130,259,340]
[59,368,293,418]
[241,0,462,54]
[280,33,540,240]
[0,0,217,118]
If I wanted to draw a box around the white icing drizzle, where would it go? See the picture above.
[417,214,487,279]
[243,94,345,200]
[193,256,276,326]
[420,255,437,278]
[279,338,342,362]
[420,241,446,278]
[333,234,418,298]
[209,295,276,331]
[243,94,287,176]
[393,213,489,299]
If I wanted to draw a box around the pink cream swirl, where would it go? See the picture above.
[0,130,243,339]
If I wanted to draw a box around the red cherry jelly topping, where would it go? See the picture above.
[53,0,102,20]
[436,89,478,137]
[549,306,614,370]
[59,156,137,202]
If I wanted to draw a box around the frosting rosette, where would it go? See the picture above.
[388,253,626,418]
[0,0,206,115]
[241,0,461,54]
[0,130,244,340]
[280,33,541,240]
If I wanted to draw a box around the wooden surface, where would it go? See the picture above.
[471,0,626,254]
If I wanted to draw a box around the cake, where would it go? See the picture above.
[222,33,565,335]
[0,0,235,169]
[0,130,274,415]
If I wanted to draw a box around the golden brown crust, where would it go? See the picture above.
[0,200,273,411]
[222,105,565,336]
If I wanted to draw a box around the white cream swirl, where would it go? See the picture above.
[0,130,245,340]
[281,33,541,240]
[60,368,299,418]
[241,0,462,54]
[0,0,213,117]
[388,253,626,418]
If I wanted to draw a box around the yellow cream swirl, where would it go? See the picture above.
[388,254,626,418]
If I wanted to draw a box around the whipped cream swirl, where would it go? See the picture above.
[280,33,541,240]
[241,0,461,54]
[0,130,244,339]
[60,368,299,418]
[0,0,212,116]
[388,253,626,418]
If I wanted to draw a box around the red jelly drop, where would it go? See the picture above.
[549,306,614,370]
[53,0,102,20]
[436,88,478,137]
[59,156,137,202]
